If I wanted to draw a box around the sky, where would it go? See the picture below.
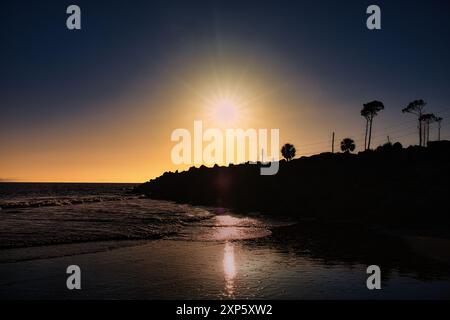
[1,0,450,182]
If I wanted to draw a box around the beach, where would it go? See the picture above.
[2,238,450,300]
[1,183,450,300]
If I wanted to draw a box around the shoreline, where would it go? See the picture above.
[2,237,450,300]
[2,203,450,300]
[0,239,152,264]
[3,218,450,265]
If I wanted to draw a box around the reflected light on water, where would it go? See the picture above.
[212,214,270,241]
[214,215,244,241]
[223,241,236,297]
[216,215,241,226]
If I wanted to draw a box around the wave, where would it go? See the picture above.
[0,195,146,209]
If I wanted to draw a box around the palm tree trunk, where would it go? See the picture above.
[423,122,427,146]
[423,125,426,146]
[364,119,368,150]
[419,119,422,146]
[368,118,373,150]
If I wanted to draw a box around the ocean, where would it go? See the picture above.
[1,183,450,299]
[0,183,280,253]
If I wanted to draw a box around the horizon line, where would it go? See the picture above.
[0,181,143,184]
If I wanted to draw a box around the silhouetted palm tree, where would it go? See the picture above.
[361,100,384,150]
[281,143,296,161]
[340,138,356,153]
[402,99,427,146]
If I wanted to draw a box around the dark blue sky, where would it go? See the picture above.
[2,1,450,122]
[1,0,450,181]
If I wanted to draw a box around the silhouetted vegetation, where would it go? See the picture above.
[420,113,440,145]
[340,138,355,153]
[361,100,384,150]
[402,100,443,146]
[281,143,296,161]
[376,141,403,152]
[402,99,427,146]
[134,141,450,232]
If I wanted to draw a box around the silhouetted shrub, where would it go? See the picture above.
[340,138,356,153]
[281,143,296,161]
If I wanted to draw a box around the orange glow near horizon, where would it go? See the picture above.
[1,55,286,182]
[0,52,373,183]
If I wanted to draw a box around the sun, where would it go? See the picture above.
[177,67,271,128]
[202,91,244,127]
[213,98,238,125]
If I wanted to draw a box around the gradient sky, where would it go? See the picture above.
[1,0,450,182]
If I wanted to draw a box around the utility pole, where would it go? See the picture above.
[332,132,335,153]
[387,135,390,144]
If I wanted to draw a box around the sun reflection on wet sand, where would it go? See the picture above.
[223,241,236,297]
[216,215,241,226]
[209,215,271,241]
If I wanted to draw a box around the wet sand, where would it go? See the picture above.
[403,236,450,264]
[1,238,450,300]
